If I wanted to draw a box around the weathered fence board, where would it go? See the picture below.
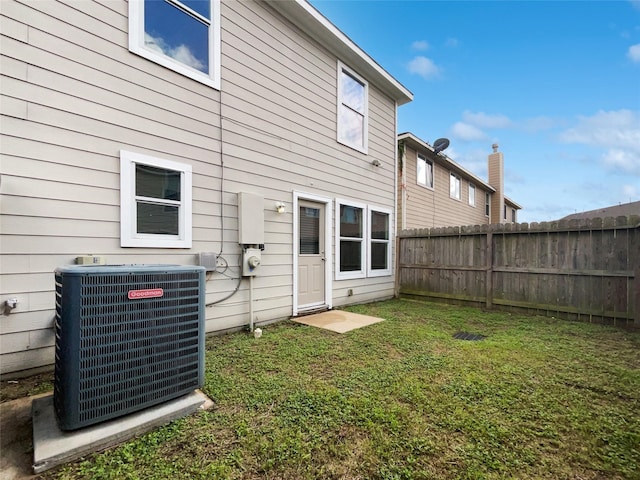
[397,215,640,328]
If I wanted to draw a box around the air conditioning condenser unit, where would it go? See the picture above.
[53,264,206,431]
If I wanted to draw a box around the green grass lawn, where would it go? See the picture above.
[43,299,639,479]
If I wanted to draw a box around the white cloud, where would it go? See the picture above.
[144,33,205,72]
[172,45,206,71]
[622,184,638,199]
[452,148,488,177]
[411,40,429,51]
[559,110,640,148]
[450,122,487,141]
[558,109,640,175]
[407,56,441,80]
[462,110,512,129]
[628,43,640,62]
[520,116,560,132]
[445,37,459,48]
[602,149,640,174]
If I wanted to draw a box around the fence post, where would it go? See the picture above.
[394,236,401,298]
[486,230,493,309]
[635,266,639,329]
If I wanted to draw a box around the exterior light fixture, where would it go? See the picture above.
[275,202,286,214]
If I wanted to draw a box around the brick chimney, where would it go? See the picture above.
[488,143,504,224]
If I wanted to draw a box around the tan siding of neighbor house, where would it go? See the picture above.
[0,0,401,375]
[400,144,491,229]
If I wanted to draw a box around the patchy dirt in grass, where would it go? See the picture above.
[1,373,54,403]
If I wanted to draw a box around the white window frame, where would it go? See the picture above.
[120,150,192,248]
[335,200,394,280]
[129,0,221,89]
[450,172,461,200]
[367,205,392,277]
[335,199,367,280]
[485,192,491,217]
[468,184,476,206]
[417,153,434,189]
[337,62,369,154]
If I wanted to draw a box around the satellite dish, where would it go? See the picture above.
[433,138,450,154]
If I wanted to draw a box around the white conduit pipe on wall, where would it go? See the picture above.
[249,275,254,332]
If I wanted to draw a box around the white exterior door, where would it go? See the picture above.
[297,200,326,308]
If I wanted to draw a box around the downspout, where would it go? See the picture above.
[394,103,401,298]
[394,106,400,234]
[400,142,407,231]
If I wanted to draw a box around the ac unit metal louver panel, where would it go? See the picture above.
[53,265,206,431]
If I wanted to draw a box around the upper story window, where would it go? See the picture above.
[504,205,507,221]
[129,0,221,89]
[450,172,461,200]
[417,153,434,189]
[468,184,476,206]
[511,208,516,223]
[120,150,192,248]
[485,192,490,217]
[337,63,368,153]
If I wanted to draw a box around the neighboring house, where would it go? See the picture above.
[397,133,521,230]
[561,201,640,221]
[0,0,412,376]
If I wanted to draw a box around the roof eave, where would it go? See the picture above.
[398,132,496,193]
[504,197,523,210]
[266,0,413,106]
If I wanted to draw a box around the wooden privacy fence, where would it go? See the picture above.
[397,215,640,328]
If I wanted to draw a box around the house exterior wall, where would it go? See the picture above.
[0,0,407,376]
[398,143,492,230]
[505,200,519,223]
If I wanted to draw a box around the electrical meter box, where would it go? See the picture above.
[243,248,261,276]
[238,192,264,245]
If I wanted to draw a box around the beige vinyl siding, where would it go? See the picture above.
[1,0,399,376]
[401,145,490,229]
[1,0,222,375]
[222,0,397,304]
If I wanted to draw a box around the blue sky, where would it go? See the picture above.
[310,0,640,222]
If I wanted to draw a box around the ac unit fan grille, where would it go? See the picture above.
[54,267,205,430]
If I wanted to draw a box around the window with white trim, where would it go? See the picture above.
[336,200,366,279]
[120,150,192,248]
[337,63,368,153]
[485,192,490,217]
[511,208,516,223]
[335,200,392,279]
[450,172,461,200]
[129,0,221,89]
[417,153,434,189]
[368,207,392,277]
[468,184,476,206]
